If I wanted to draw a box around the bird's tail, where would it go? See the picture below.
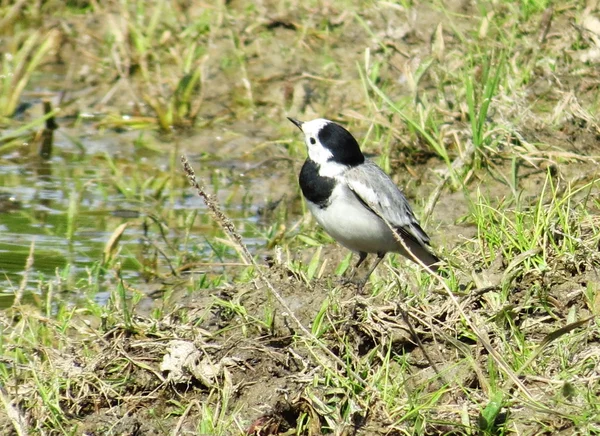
[394,225,442,273]
[420,250,442,273]
[400,238,442,273]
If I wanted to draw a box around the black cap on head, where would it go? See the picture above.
[318,122,365,166]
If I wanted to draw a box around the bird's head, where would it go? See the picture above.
[288,117,365,167]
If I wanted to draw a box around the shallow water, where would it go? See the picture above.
[0,120,292,308]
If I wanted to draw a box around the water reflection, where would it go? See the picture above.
[0,127,290,308]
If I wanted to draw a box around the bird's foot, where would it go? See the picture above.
[337,276,368,293]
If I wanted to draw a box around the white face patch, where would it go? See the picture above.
[307,140,333,164]
[299,118,334,166]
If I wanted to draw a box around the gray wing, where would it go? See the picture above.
[344,160,431,248]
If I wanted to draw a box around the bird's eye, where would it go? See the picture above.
[309,137,316,145]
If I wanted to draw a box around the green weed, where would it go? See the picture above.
[0,30,58,119]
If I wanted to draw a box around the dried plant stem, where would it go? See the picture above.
[14,239,35,306]
[181,157,253,265]
[372,207,559,413]
[0,386,28,436]
[181,155,370,387]
[422,142,476,222]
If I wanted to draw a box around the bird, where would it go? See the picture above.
[288,117,440,287]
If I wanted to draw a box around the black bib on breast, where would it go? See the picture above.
[299,159,335,209]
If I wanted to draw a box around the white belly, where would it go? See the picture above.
[306,184,400,254]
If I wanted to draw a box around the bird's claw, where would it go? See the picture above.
[337,276,368,293]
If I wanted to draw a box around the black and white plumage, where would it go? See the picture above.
[288,117,440,285]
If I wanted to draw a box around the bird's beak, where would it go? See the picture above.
[287,117,303,131]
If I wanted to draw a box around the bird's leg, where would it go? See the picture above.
[355,252,386,289]
[354,251,368,269]
[339,252,368,285]
[349,251,368,278]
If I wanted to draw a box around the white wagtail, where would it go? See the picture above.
[288,117,440,286]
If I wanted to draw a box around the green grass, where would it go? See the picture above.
[0,30,58,119]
